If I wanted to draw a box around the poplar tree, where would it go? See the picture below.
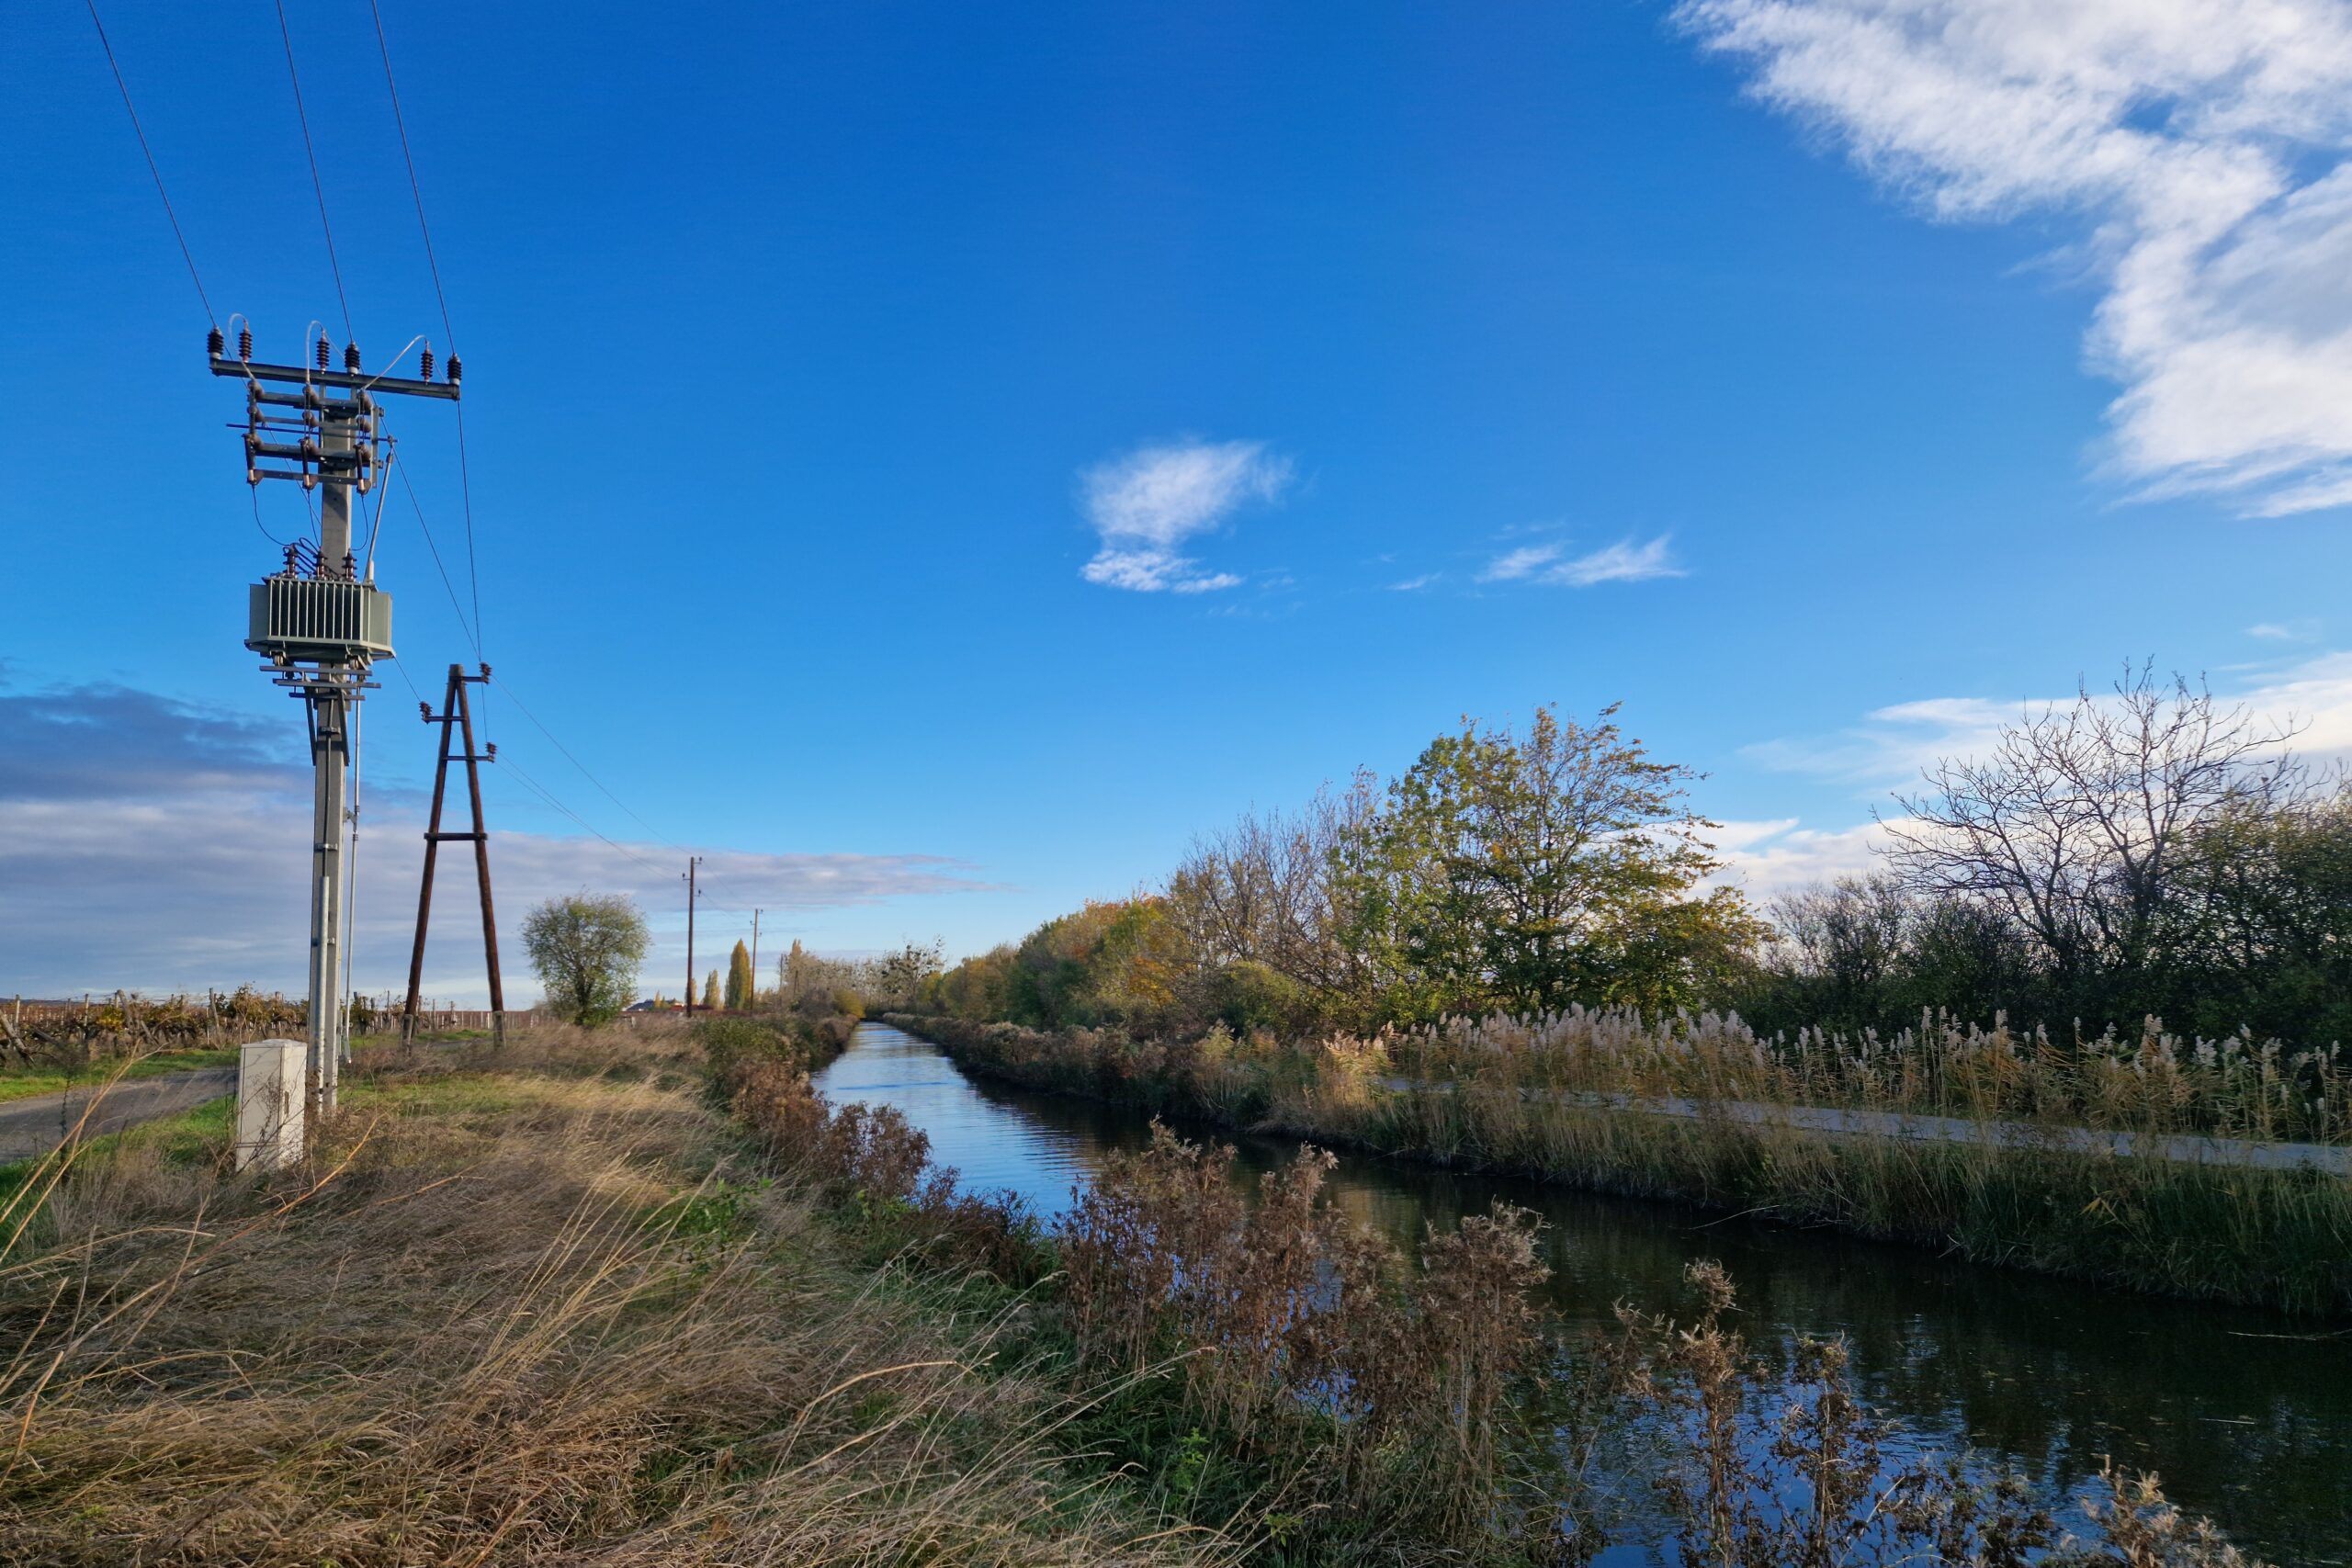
[726,940,754,1010]
[703,971,720,1011]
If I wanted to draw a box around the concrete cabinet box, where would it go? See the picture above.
[236,1038,306,1171]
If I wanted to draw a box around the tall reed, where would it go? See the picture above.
[890,1011,2352,1313]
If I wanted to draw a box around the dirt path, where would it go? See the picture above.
[0,1066,239,1163]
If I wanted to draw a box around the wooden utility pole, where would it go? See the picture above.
[683,856,702,1015]
[401,664,505,1043]
[750,909,761,1009]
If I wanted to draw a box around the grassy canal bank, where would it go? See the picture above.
[885,1010,2352,1315]
[0,1013,2290,1566]
[0,1020,1222,1568]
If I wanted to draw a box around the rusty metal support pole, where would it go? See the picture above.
[454,669,505,1044]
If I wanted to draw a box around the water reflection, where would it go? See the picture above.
[815,1022,2350,1564]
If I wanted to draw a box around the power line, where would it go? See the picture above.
[397,463,481,656]
[366,0,484,671]
[84,0,214,326]
[273,0,354,343]
[367,0,454,350]
[484,671,750,915]
[251,489,291,549]
[492,674,684,851]
[497,756,674,880]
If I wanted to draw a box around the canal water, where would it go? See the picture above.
[814,1021,2351,1564]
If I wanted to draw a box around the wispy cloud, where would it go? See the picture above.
[1478,535,1685,587]
[1679,0,2352,516]
[1745,650,2352,795]
[1387,573,1442,592]
[1079,439,1293,593]
[2249,618,2321,641]
[1709,817,1895,897]
[0,680,995,1004]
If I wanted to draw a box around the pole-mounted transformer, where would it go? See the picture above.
[209,329,459,1122]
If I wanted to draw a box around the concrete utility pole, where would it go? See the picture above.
[210,326,459,1122]
[683,856,702,1015]
[401,663,505,1043]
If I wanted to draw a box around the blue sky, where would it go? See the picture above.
[7,1,2352,1004]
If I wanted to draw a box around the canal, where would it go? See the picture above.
[814,1021,2350,1564]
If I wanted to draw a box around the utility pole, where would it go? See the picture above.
[401,664,504,1043]
[683,856,702,1015]
[750,908,761,1009]
[211,326,458,1121]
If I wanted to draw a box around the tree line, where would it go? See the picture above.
[929,668,2352,1050]
[519,897,945,1028]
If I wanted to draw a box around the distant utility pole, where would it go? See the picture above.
[683,857,702,1015]
[750,908,762,1007]
[211,326,459,1118]
[401,663,504,1043]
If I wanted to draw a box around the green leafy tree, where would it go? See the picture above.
[520,893,650,1027]
[1340,705,1764,1020]
[725,940,754,1011]
[702,970,721,1011]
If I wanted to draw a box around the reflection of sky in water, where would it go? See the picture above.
[817,1024,2352,1565]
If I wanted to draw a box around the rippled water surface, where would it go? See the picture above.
[815,1022,2352,1564]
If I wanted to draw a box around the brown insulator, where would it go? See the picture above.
[447,354,462,384]
[420,702,433,723]
[238,325,253,360]
[315,334,331,370]
[207,326,224,357]
[344,342,362,373]
[420,345,435,381]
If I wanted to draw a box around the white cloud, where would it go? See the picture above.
[1746,649,2352,795]
[1679,0,2352,515]
[1479,545,1564,582]
[1727,648,2352,900]
[1710,817,1895,897]
[0,682,994,1005]
[2248,617,2321,641]
[1479,535,1685,586]
[1079,439,1292,593]
[1387,573,1442,592]
[1744,694,2013,786]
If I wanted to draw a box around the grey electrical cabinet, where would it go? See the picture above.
[246,577,395,662]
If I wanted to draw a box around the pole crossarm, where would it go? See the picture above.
[402,663,506,1043]
[209,350,460,400]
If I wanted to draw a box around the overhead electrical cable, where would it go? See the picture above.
[498,757,676,880]
[251,490,291,549]
[398,465,481,656]
[368,0,455,348]
[491,675,688,852]
[364,0,487,689]
[84,0,215,327]
[273,0,354,342]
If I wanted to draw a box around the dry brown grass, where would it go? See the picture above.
[0,1030,1227,1568]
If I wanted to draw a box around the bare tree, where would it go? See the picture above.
[1882,664,2302,985]
[1165,771,1379,995]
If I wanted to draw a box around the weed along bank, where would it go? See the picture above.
[819,1018,2350,1564]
